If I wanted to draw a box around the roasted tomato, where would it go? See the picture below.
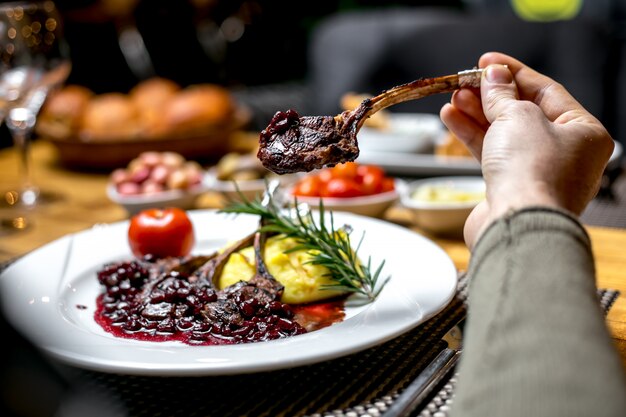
[128,208,195,258]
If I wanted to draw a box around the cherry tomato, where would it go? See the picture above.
[323,177,363,198]
[356,165,384,195]
[379,177,396,193]
[317,168,334,183]
[329,162,358,179]
[356,164,385,180]
[292,175,323,197]
[128,207,195,258]
[358,173,379,195]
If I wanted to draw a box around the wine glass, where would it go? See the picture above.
[0,1,71,230]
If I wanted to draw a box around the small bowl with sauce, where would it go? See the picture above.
[400,176,486,236]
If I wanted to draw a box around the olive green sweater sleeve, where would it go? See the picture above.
[450,208,626,417]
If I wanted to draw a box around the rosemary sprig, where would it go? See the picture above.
[219,191,389,301]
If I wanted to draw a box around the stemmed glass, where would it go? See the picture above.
[0,1,71,231]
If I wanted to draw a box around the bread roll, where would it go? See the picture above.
[80,93,142,140]
[38,85,94,137]
[130,77,180,135]
[131,77,180,110]
[160,84,235,134]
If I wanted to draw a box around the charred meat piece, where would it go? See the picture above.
[257,69,483,174]
[136,255,218,319]
[136,255,216,301]
[258,109,360,174]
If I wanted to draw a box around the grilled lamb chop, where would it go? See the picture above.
[136,255,216,321]
[202,230,285,328]
[258,69,483,174]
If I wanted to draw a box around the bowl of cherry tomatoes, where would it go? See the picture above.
[285,162,402,218]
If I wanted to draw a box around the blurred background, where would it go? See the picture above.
[2,0,626,149]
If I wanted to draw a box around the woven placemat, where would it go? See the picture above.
[52,275,619,417]
[581,164,626,229]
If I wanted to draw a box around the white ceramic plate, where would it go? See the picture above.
[358,139,623,177]
[358,113,445,154]
[0,210,457,376]
[608,140,623,170]
[356,112,478,176]
[357,152,481,176]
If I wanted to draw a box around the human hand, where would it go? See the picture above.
[440,52,614,248]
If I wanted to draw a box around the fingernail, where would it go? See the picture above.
[485,65,513,84]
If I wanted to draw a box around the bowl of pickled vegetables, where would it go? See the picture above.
[106,151,207,215]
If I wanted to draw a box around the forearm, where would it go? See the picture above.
[450,208,626,417]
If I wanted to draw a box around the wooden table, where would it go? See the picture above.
[1,140,625,368]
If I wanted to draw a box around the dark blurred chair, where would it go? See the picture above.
[307,5,624,150]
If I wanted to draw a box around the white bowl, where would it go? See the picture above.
[400,176,486,236]
[106,183,207,215]
[282,179,404,218]
[358,113,445,154]
[204,168,299,203]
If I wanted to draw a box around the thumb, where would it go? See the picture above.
[481,64,519,123]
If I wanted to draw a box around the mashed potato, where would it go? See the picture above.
[218,235,346,304]
[412,184,485,204]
